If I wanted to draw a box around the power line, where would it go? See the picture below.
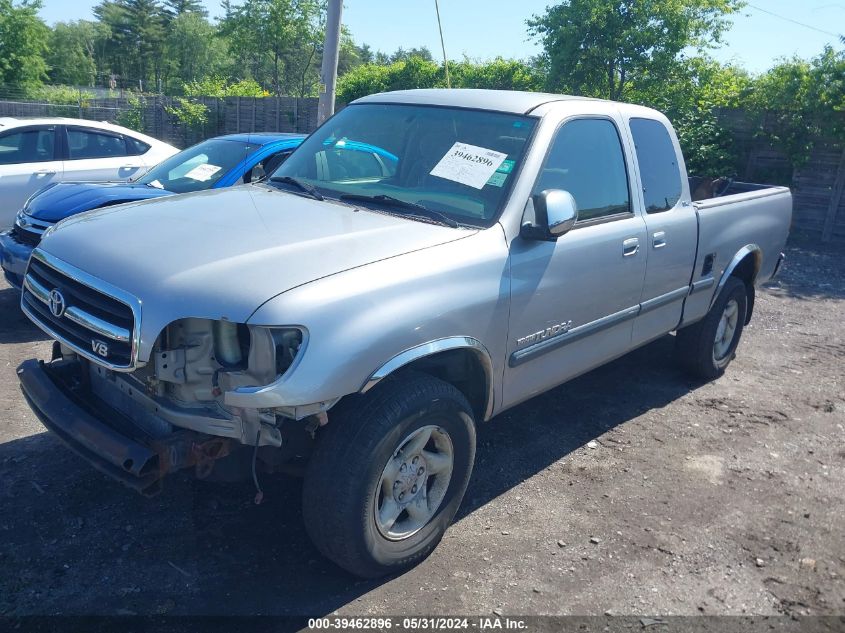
[747,3,843,38]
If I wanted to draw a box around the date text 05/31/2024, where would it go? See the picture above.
[307,616,528,630]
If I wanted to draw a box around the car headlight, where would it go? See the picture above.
[14,210,26,228]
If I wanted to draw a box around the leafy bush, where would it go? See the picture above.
[182,76,268,98]
[115,91,144,132]
[746,46,845,168]
[165,97,209,131]
[337,56,542,103]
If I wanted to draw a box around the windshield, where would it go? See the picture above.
[137,139,259,193]
[270,103,538,226]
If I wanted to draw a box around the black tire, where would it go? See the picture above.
[677,276,748,380]
[302,372,476,578]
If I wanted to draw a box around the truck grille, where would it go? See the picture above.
[21,251,139,370]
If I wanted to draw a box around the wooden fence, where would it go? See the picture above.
[717,108,845,245]
[0,97,843,244]
[0,95,321,148]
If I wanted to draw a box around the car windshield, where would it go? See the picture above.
[136,139,259,193]
[269,103,538,226]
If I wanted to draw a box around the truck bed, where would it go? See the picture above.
[681,177,792,327]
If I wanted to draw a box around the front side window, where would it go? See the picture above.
[271,103,538,227]
[67,129,127,160]
[629,118,682,213]
[534,118,630,222]
[137,138,259,193]
[0,128,56,165]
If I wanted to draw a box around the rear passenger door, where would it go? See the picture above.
[62,126,145,183]
[626,117,698,347]
[0,125,63,223]
[503,117,647,409]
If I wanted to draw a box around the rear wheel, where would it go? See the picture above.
[302,373,476,578]
[677,276,748,380]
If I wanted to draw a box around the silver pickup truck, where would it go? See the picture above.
[16,89,791,578]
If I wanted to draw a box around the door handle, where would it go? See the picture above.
[623,237,640,257]
[34,169,56,177]
[653,231,667,249]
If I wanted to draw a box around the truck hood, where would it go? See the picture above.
[38,185,474,325]
[26,182,174,222]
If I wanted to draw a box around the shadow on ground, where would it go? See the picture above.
[767,245,845,302]
[0,335,701,616]
[0,286,49,345]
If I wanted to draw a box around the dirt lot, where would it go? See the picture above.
[0,244,843,618]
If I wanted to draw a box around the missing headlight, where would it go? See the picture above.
[271,329,303,376]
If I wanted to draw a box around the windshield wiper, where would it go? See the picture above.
[339,193,459,228]
[269,176,324,201]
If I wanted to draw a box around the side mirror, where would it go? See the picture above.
[521,189,578,241]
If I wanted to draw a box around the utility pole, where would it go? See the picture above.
[317,0,343,125]
[434,0,450,88]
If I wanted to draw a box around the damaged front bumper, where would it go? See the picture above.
[17,358,233,496]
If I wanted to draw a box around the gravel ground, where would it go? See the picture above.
[0,243,842,618]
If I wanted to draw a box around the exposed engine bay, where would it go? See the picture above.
[58,317,316,491]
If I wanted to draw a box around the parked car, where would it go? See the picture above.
[15,90,791,578]
[0,132,305,289]
[0,117,177,224]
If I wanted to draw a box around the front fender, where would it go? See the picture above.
[237,227,511,416]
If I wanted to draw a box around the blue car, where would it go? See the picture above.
[0,132,305,290]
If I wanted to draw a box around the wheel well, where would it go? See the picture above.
[730,253,758,324]
[399,348,491,421]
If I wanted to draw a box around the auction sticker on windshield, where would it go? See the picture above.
[430,142,507,189]
[184,164,222,182]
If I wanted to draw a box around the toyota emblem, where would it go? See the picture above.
[48,289,66,318]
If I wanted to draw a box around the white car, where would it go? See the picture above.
[0,117,178,226]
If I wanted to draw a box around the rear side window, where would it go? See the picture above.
[0,128,56,164]
[67,128,128,160]
[534,118,630,222]
[629,118,682,213]
[126,137,150,156]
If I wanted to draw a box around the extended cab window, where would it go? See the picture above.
[67,128,127,160]
[0,127,56,164]
[629,118,682,213]
[534,119,630,222]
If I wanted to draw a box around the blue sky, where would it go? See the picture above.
[38,0,844,74]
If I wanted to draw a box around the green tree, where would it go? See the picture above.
[528,0,744,100]
[0,0,49,92]
[47,21,98,86]
[163,0,206,17]
[162,12,229,91]
[747,46,845,168]
[632,57,750,176]
[94,0,167,90]
[390,46,433,63]
[222,0,323,97]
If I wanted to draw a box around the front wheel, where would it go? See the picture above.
[302,373,476,578]
[676,276,748,380]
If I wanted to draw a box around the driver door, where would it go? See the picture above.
[503,117,647,409]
